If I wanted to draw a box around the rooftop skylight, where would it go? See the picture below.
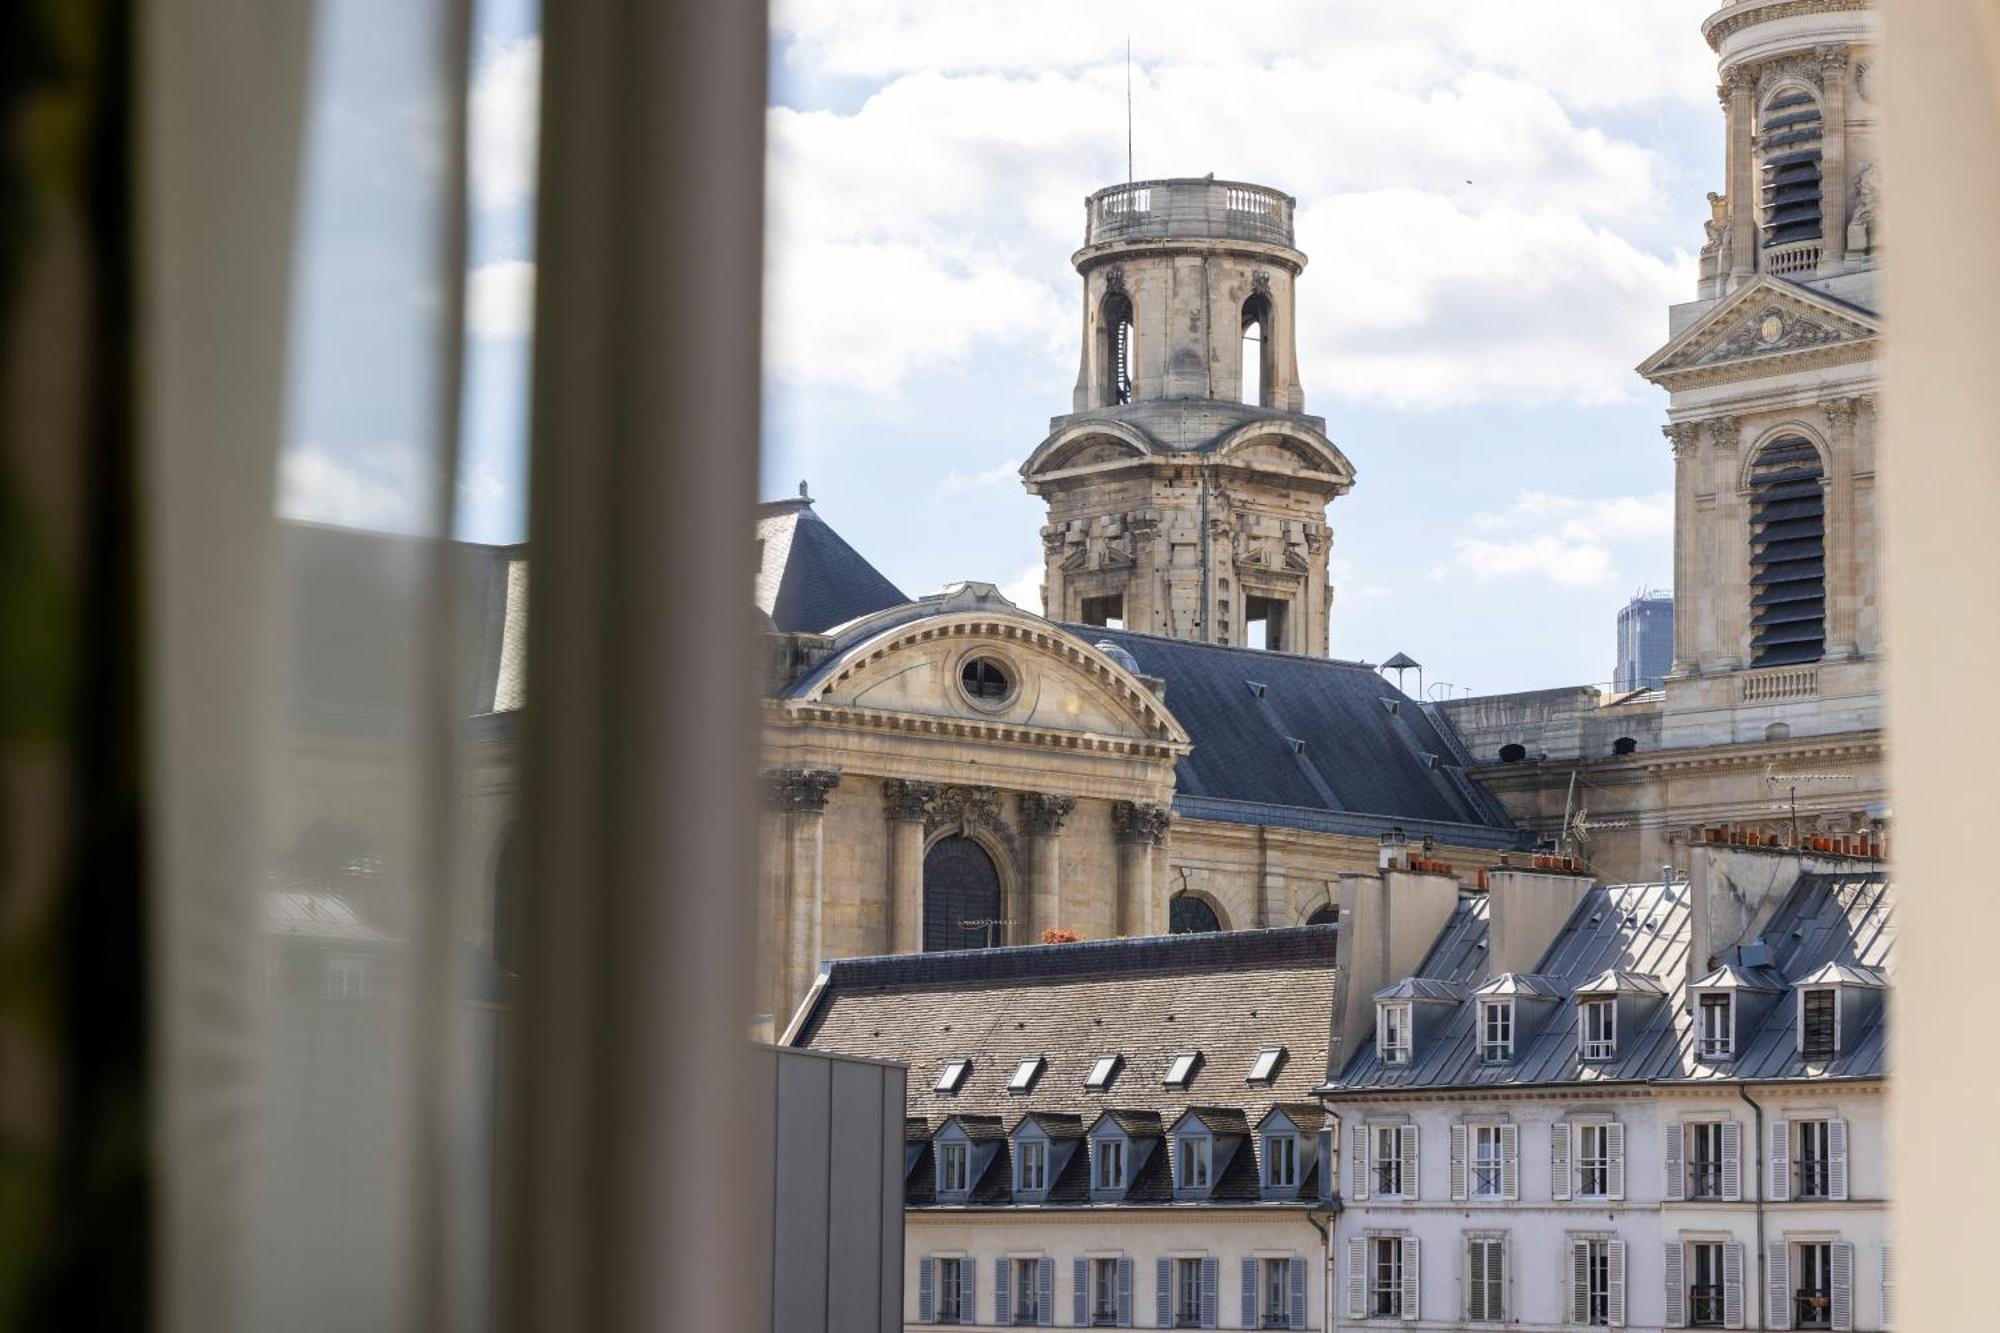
[935,1058,971,1093]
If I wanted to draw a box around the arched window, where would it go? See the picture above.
[1102,289,1135,405]
[1760,89,1823,260]
[1169,893,1221,935]
[923,836,1003,952]
[1498,743,1527,764]
[1748,437,1826,666]
[1306,904,1338,927]
[1240,292,1273,407]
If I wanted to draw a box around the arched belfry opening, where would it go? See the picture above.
[1759,87,1824,266]
[1748,436,1827,666]
[1101,287,1135,406]
[922,835,1004,952]
[1240,290,1273,407]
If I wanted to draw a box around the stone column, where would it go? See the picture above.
[1823,397,1861,657]
[1725,67,1759,285]
[1020,793,1077,941]
[1707,415,1746,672]
[767,767,840,1021]
[882,779,937,954]
[1819,45,1850,272]
[1112,800,1172,937]
[1665,423,1703,675]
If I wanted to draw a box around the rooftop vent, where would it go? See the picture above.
[1246,680,1268,698]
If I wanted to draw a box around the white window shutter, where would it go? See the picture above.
[1039,1257,1054,1327]
[1880,1243,1894,1329]
[1570,1240,1590,1325]
[1201,1256,1218,1329]
[1119,1257,1133,1328]
[1721,1120,1742,1201]
[1607,1240,1627,1328]
[1769,1119,1791,1201]
[1400,1236,1420,1322]
[1552,1121,1573,1200]
[962,1261,976,1328]
[1241,1258,1256,1329]
[1830,1242,1853,1332]
[996,1258,1012,1326]
[1450,1124,1468,1201]
[1347,1238,1368,1321]
[1723,1241,1745,1330]
[1768,1242,1791,1331]
[1351,1123,1370,1201]
[1500,1123,1519,1200]
[1605,1121,1626,1200]
[1828,1117,1849,1201]
[1074,1258,1088,1327]
[1399,1124,1419,1201]
[1288,1255,1306,1330]
[1463,1235,1479,1322]
[1665,1121,1685,1202]
[1499,1235,1510,1322]
[1664,1242,1687,1329]
[919,1256,935,1324]
[1156,1257,1171,1328]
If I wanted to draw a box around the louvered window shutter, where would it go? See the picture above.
[1571,1241,1591,1325]
[1074,1258,1088,1327]
[1289,1255,1307,1330]
[1721,1120,1743,1201]
[1465,1237,1485,1322]
[1399,1124,1419,1200]
[1767,1242,1791,1331]
[1830,1242,1854,1332]
[1350,1124,1370,1201]
[1241,1258,1257,1329]
[962,1261,976,1328]
[1607,1240,1627,1328]
[1828,1117,1849,1201]
[1039,1257,1054,1327]
[1500,1124,1519,1200]
[920,1256,935,1324]
[996,1258,1012,1326]
[1156,1257,1171,1328]
[1201,1256,1219,1329]
[1552,1121,1573,1200]
[1880,1243,1893,1328]
[1665,1122,1686,1202]
[1606,1122,1626,1200]
[1723,1242,1745,1330]
[1400,1237,1420,1322]
[1450,1124,1468,1201]
[1664,1242,1686,1328]
[1769,1119,1791,1201]
[1118,1256,1133,1328]
[1346,1238,1368,1321]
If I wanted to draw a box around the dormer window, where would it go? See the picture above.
[937,1139,969,1194]
[1085,1054,1122,1090]
[1247,1045,1286,1083]
[1579,998,1616,1062]
[1800,987,1839,1059]
[1008,1056,1045,1093]
[1378,1002,1413,1064]
[1265,1132,1298,1189]
[1163,1051,1201,1088]
[1093,1136,1125,1190]
[935,1058,971,1093]
[1480,999,1513,1063]
[1015,1137,1047,1194]
[1698,993,1735,1060]
[1176,1135,1211,1190]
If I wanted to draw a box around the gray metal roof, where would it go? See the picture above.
[1473,972,1565,999]
[1372,978,1468,1003]
[1691,963,1785,992]
[754,497,908,634]
[1575,968,1669,995]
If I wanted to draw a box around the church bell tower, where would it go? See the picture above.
[1019,177,1355,656]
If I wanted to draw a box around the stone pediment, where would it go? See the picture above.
[1637,277,1881,390]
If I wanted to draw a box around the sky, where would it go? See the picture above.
[280,0,1725,698]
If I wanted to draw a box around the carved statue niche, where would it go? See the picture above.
[1847,164,1881,254]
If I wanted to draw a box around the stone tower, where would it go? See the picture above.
[1637,0,1882,747]
[1020,178,1355,656]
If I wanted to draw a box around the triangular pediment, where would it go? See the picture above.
[1638,276,1881,388]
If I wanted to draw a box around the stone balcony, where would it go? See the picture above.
[1083,178,1296,249]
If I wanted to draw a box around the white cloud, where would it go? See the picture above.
[278,442,435,533]
[998,561,1045,615]
[467,259,536,339]
[1331,557,1391,603]
[1437,490,1671,587]
[471,36,540,211]
[938,457,1021,496]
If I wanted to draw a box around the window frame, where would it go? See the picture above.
[1579,997,1617,1062]
[1794,1240,1834,1329]
[1479,998,1513,1063]
[1084,1053,1121,1091]
[1007,1055,1044,1094]
[1173,1255,1204,1328]
[1794,1118,1832,1199]
[1163,1050,1200,1088]
[1090,1255,1121,1326]
[1466,1234,1505,1324]
[936,1138,969,1195]
[1176,1132,1211,1190]
[1092,1133,1126,1191]
[1469,1123,1505,1200]
[1575,1123,1612,1199]
[1687,1120,1726,1201]
[1378,1001,1413,1065]
[1799,986,1840,1060]
[1011,1255,1039,1326]
[1371,1123,1405,1198]
[937,1255,964,1323]
[1014,1134,1047,1196]
[1698,992,1735,1060]
[1247,1044,1286,1083]
[1582,1238,1612,1327]
[1260,1256,1290,1328]
[1370,1236,1405,1319]
[1689,1240,1726,1328]
[1264,1131,1298,1190]
[935,1057,971,1093]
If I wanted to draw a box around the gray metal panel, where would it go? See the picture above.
[828,1059,886,1331]
[881,1063,907,1333]
[774,1051,833,1333]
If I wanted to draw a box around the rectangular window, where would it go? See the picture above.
[1372,1124,1403,1197]
[1796,1119,1831,1199]
[935,1058,971,1093]
[1244,596,1287,651]
[938,1257,963,1323]
[1379,1003,1412,1064]
[1177,1136,1210,1190]
[1471,1124,1504,1199]
[1014,1258,1038,1325]
[1085,1054,1120,1090]
[1689,1121,1725,1200]
[1248,1045,1285,1083]
[938,1141,968,1194]
[325,955,369,998]
[1467,1237,1504,1323]
[1262,1257,1289,1328]
[1580,998,1616,1061]
[1017,1138,1046,1194]
[1081,594,1125,630]
[1371,1237,1404,1318]
[1699,993,1734,1059]
[1690,1241,1726,1328]
[1796,1242,1834,1328]
[1175,1257,1204,1328]
[1583,1240,1611,1326]
[1576,1124,1611,1199]
[1095,1137,1124,1190]
[1480,1000,1513,1062]
[1802,989,1838,1059]
[1265,1133,1297,1188]
[1091,1257,1120,1326]
[1008,1056,1043,1093]
[1164,1051,1199,1087]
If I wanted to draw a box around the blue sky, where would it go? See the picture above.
[283,0,1724,697]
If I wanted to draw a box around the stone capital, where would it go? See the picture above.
[1706,414,1743,451]
[1823,397,1860,431]
[1816,42,1849,74]
[882,778,940,823]
[766,767,841,814]
[1112,799,1173,845]
[1020,792,1078,836]
[1663,422,1702,458]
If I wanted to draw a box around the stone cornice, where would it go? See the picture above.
[1703,0,1873,54]
[773,698,1190,761]
[1318,1076,1884,1106]
[1471,731,1884,784]
[1650,335,1878,392]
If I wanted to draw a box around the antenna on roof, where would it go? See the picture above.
[1125,37,1134,185]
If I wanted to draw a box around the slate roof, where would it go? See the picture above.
[790,925,1338,1209]
[1069,626,1524,848]
[754,496,908,634]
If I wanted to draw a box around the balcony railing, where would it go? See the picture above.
[1742,665,1818,702]
[1764,240,1823,276]
[1690,1284,1726,1327]
[1795,1287,1833,1328]
[1086,178,1297,248]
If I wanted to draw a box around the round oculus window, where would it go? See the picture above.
[960,655,1014,703]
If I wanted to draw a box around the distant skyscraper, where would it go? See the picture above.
[1615,592,1674,691]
